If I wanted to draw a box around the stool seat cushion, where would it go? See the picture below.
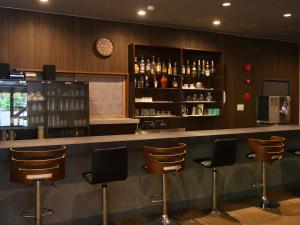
[82,172,93,184]
[287,149,300,156]
[194,158,212,168]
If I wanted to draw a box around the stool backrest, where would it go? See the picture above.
[10,145,66,184]
[248,136,285,162]
[144,143,186,174]
[211,139,237,167]
[257,144,285,162]
[91,147,128,184]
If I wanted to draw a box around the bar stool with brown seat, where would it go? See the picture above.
[144,143,186,225]
[247,136,285,209]
[10,145,66,225]
[194,139,237,216]
[82,147,128,225]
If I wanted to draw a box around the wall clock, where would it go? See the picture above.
[95,37,114,57]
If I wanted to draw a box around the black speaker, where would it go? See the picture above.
[43,64,56,80]
[0,63,10,79]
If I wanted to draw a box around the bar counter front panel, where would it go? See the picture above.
[1,125,300,225]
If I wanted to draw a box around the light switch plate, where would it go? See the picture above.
[237,104,244,111]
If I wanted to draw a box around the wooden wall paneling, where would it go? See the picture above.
[0,7,298,129]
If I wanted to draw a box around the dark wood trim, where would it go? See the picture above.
[19,68,128,77]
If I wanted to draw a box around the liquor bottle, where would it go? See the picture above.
[140,56,145,74]
[162,61,167,75]
[197,59,202,77]
[156,57,161,75]
[145,75,150,88]
[167,59,172,75]
[181,63,186,75]
[173,62,177,75]
[205,61,210,77]
[201,60,205,76]
[146,59,151,75]
[192,61,197,77]
[172,77,178,88]
[134,57,139,74]
[211,60,215,76]
[153,76,158,88]
[150,56,156,75]
[186,60,191,75]
[160,75,168,88]
[138,76,144,88]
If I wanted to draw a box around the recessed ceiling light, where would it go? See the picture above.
[283,13,292,18]
[213,20,221,26]
[222,2,231,7]
[147,5,155,11]
[39,0,48,3]
[137,10,146,16]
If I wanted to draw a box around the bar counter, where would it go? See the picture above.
[1,124,300,149]
[1,125,300,225]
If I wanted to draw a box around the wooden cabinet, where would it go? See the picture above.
[128,44,224,130]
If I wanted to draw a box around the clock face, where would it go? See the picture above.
[96,37,114,57]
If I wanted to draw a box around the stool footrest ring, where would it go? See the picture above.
[149,194,171,203]
[21,208,54,218]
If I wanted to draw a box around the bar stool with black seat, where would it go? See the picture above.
[144,143,186,225]
[247,136,285,209]
[194,139,237,216]
[10,145,66,225]
[82,147,127,225]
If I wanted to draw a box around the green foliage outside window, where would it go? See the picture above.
[0,93,10,111]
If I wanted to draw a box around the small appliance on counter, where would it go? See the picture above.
[257,96,291,124]
[10,70,25,79]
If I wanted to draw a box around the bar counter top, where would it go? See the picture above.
[1,124,300,149]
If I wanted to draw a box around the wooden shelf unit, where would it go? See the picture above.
[128,43,224,130]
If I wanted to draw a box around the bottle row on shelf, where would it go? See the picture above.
[134,106,220,118]
[184,92,214,102]
[134,92,215,103]
[134,75,215,89]
[182,105,220,117]
[134,56,216,77]
[135,109,176,117]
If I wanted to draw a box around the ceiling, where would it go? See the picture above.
[0,0,299,43]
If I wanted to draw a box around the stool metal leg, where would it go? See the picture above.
[258,162,279,209]
[21,181,53,220]
[102,184,108,225]
[148,174,180,225]
[36,181,41,225]
[210,167,223,216]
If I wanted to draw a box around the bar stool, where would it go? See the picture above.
[10,145,66,225]
[82,147,127,225]
[144,143,186,225]
[247,136,285,209]
[194,139,237,216]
